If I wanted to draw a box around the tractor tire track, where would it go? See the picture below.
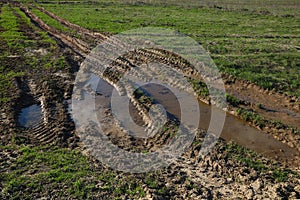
[17,4,300,165]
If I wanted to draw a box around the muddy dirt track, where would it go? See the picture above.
[0,2,300,199]
[15,3,299,163]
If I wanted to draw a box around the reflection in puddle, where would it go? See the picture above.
[95,77,299,164]
[140,84,299,163]
[18,104,42,128]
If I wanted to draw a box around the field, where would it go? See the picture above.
[0,0,299,199]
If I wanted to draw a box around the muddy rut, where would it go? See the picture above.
[11,3,300,167]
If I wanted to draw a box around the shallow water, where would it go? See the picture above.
[92,77,299,164]
[18,104,43,128]
[139,83,299,163]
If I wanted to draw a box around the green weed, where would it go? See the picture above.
[39,1,300,97]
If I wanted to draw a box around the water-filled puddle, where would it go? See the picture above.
[94,78,299,165]
[18,104,43,128]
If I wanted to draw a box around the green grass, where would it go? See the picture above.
[236,108,263,126]
[38,2,299,35]
[225,142,300,182]
[36,1,299,97]
[28,6,81,38]
[189,78,210,98]
[0,4,70,104]
[1,1,299,198]
[226,93,243,106]
[0,71,24,104]
[0,145,148,199]
[235,107,297,131]
[1,145,96,199]
[15,7,57,46]
[0,5,26,49]
[20,0,300,17]
[225,142,267,171]
[1,142,298,199]
[0,5,26,103]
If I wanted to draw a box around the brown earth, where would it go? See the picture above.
[0,3,299,199]
[224,75,300,129]
[15,2,299,166]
